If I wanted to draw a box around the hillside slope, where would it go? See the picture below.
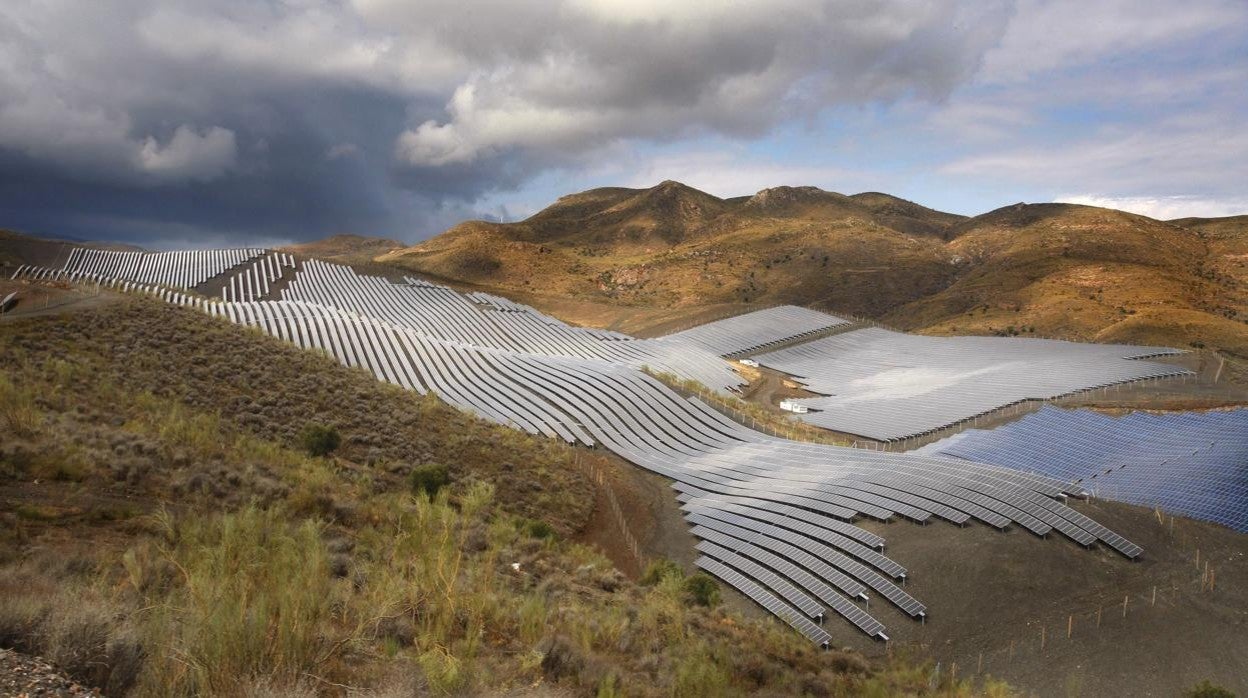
[379,184,1248,354]
[280,233,403,265]
[0,296,962,696]
[891,203,1248,354]
[381,183,962,317]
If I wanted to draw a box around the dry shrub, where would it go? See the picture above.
[133,506,334,695]
[0,374,41,437]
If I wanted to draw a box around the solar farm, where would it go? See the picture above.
[10,248,1247,649]
[917,406,1248,533]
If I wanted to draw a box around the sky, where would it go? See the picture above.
[0,0,1245,248]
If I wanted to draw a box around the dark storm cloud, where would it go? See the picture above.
[0,1,1011,245]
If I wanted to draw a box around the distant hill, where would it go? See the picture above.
[380,182,964,318]
[378,182,1248,354]
[0,228,143,269]
[281,233,403,265]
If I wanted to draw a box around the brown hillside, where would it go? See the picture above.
[381,187,1248,354]
[892,203,1247,354]
[381,181,961,316]
[280,233,403,265]
[0,229,143,270]
[849,192,968,239]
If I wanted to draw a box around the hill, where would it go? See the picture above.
[378,184,1248,355]
[380,183,962,318]
[280,233,403,265]
[0,229,142,270]
[0,295,965,696]
[889,203,1247,353]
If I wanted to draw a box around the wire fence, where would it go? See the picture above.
[575,452,646,572]
[919,519,1226,685]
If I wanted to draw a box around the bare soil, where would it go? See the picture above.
[0,648,102,697]
[0,280,118,321]
[839,500,1248,697]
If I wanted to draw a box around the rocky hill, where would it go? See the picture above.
[379,183,1248,355]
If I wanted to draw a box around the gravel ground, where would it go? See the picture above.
[0,649,102,697]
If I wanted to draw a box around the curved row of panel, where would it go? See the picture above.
[658,305,851,357]
[10,266,210,308]
[60,247,264,290]
[21,256,1147,645]
[279,259,744,392]
[221,252,295,302]
[755,327,1193,441]
[919,405,1248,532]
[195,293,1144,639]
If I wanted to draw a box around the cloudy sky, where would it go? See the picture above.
[1,0,1245,247]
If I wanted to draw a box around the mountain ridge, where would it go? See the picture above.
[376,180,1248,355]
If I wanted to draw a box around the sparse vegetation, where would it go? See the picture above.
[408,462,450,497]
[1185,680,1237,698]
[300,423,341,456]
[0,296,986,696]
[643,368,849,446]
[380,182,1248,357]
[681,573,721,608]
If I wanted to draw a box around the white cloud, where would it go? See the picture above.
[977,0,1246,84]
[390,0,1010,166]
[1055,195,1248,220]
[136,125,236,182]
[939,118,1248,199]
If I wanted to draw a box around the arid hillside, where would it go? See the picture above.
[280,233,405,266]
[1,294,975,697]
[378,183,1248,355]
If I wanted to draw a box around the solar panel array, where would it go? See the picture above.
[221,252,296,301]
[279,259,745,393]
[12,251,1151,644]
[61,247,264,290]
[755,327,1191,441]
[918,406,1248,533]
[658,305,851,356]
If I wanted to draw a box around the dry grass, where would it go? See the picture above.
[643,368,849,446]
[0,294,1011,696]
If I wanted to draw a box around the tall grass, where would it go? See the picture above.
[0,373,41,437]
[132,507,334,695]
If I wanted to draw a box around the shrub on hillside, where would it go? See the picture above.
[408,463,450,497]
[640,558,683,586]
[1184,680,1236,698]
[523,519,555,540]
[513,516,556,540]
[682,573,720,608]
[299,424,340,457]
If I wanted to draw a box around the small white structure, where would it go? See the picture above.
[779,399,809,414]
[739,358,760,367]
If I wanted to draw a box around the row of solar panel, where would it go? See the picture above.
[922,406,1248,533]
[755,327,1191,440]
[15,254,1148,644]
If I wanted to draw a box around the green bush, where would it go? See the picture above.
[519,518,556,540]
[408,463,450,497]
[682,573,720,608]
[299,424,340,457]
[640,558,683,586]
[1184,680,1236,698]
